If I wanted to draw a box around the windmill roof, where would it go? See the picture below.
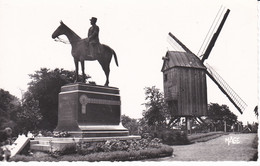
[161,51,206,71]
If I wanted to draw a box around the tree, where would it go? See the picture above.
[142,86,169,129]
[206,103,237,131]
[0,89,21,131]
[27,68,91,131]
[254,106,258,117]
[13,91,42,134]
[121,115,139,135]
[0,89,19,119]
[0,88,43,136]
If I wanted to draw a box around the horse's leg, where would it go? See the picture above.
[74,59,79,82]
[99,60,110,86]
[104,66,110,86]
[81,60,86,83]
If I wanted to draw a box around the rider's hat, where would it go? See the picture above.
[90,17,97,22]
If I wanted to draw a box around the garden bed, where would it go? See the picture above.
[10,145,173,161]
[9,138,173,161]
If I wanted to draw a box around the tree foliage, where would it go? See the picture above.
[27,68,89,131]
[254,106,258,117]
[15,91,42,133]
[0,89,20,119]
[142,86,170,129]
[0,89,21,131]
[0,88,44,136]
[206,103,237,131]
[121,115,139,135]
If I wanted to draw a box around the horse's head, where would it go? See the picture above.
[52,21,66,39]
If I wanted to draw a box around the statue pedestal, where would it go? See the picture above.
[55,83,129,137]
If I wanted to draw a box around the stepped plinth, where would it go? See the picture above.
[55,83,129,137]
[30,83,140,152]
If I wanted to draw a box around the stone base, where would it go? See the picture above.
[55,83,130,138]
[68,124,129,137]
[30,135,141,152]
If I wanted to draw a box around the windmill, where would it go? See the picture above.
[162,8,247,133]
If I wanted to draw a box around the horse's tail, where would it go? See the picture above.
[112,49,119,67]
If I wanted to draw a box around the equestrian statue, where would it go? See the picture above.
[52,17,118,86]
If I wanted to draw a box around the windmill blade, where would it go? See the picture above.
[167,35,186,52]
[201,9,230,63]
[198,6,225,56]
[205,63,247,114]
[168,32,195,54]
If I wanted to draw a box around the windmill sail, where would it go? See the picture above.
[205,63,247,114]
[168,32,193,54]
[201,9,230,63]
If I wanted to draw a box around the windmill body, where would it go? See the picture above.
[161,51,208,117]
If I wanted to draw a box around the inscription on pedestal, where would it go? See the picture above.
[78,93,121,125]
[79,95,88,114]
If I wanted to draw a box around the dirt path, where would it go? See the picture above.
[151,133,257,161]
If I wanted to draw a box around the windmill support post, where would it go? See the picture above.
[184,116,205,135]
[224,120,227,132]
[185,117,191,135]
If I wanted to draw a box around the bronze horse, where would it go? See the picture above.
[52,21,118,86]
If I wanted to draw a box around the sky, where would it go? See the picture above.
[0,0,258,124]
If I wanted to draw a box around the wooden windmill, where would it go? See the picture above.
[161,8,247,132]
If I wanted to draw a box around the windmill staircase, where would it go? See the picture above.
[205,63,247,114]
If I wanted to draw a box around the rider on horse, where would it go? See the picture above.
[88,17,101,58]
[52,19,118,86]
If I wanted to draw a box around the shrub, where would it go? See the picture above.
[150,129,189,145]
[10,153,58,162]
[52,145,77,157]
[53,131,70,137]
[61,145,173,161]
[103,139,129,152]
[9,155,33,162]
[76,141,105,155]
[75,138,163,155]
